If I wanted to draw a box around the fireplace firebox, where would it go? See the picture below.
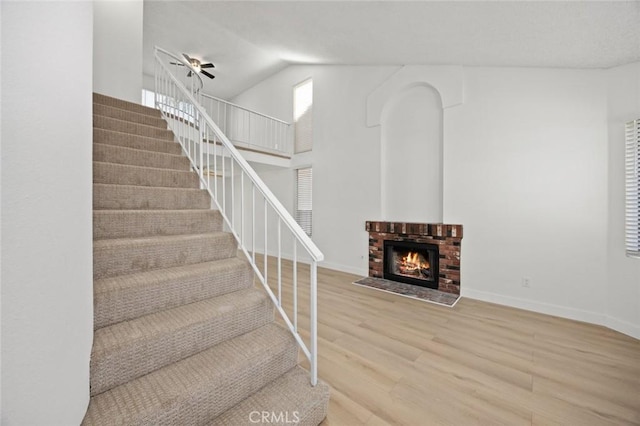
[383,240,439,289]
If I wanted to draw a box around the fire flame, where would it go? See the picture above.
[400,252,430,272]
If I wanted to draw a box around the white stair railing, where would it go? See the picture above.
[154,46,322,386]
[201,94,293,156]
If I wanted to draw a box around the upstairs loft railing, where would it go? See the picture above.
[148,55,293,157]
[201,94,293,157]
[153,46,323,386]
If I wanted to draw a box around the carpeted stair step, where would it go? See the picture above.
[211,366,330,426]
[94,257,253,329]
[90,287,274,396]
[94,209,222,240]
[94,93,163,118]
[93,232,237,279]
[94,103,168,129]
[93,128,183,155]
[94,143,190,171]
[82,323,298,425]
[93,184,210,210]
[93,162,199,189]
[94,115,175,141]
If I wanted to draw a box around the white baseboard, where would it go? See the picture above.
[318,260,367,277]
[462,287,607,326]
[462,287,640,340]
[604,316,640,340]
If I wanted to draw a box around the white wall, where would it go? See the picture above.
[232,64,627,332]
[606,62,640,339]
[234,66,399,274]
[382,85,443,222]
[1,2,94,424]
[94,0,143,103]
[446,68,609,323]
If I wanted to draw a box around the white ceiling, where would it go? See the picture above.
[143,1,640,99]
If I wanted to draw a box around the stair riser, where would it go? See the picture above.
[94,259,253,329]
[94,115,174,140]
[94,185,210,210]
[93,233,237,279]
[93,93,162,118]
[90,291,274,396]
[94,210,222,240]
[94,143,190,171]
[210,366,330,426]
[82,325,299,425]
[93,162,199,189]
[94,103,168,129]
[93,128,183,155]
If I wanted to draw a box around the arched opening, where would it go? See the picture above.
[381,84,443,222]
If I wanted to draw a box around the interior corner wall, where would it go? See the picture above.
[1,2,94,424]
[444,67,609,323]
[606,62,640,339]
[93,0,143,103]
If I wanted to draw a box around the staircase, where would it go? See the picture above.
[84,93,330,425]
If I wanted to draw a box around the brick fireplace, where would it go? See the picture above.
[366,221,463,295]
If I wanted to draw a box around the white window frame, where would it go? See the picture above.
[295,167,313,237]
[625,119,640,258]
[293,78,313,154]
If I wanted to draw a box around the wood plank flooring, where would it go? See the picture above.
[257,257,640,425]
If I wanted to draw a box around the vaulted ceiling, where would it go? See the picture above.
[143,1,640,99]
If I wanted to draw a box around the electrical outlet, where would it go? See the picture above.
[522,277,531,288]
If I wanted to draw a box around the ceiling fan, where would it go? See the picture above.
[170,53,215,79]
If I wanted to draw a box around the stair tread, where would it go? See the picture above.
[93,257,252,328]
[93,209,221,240]
[93,231,230,248]
[93,232,237,280]
[93,182,204,192]
[94,287,268,353]
[94,142,190,171]
[93,128,182,155]
[94,114,174,138]
[93,160,194,175]
[90,287,273,395]
[93,183,210,210]
[93,161,199,189]
[93,142,187,161]
[94,103,167,129]
[94,256,248,295]
[93,93,162,117]
[93,114,170,133]
[211,366,330,426]
[83,323,298,425]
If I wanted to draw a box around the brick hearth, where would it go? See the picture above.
[365,221,463,295]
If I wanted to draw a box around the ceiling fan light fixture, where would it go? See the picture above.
[181,53,215,80]
[189,58,201,72]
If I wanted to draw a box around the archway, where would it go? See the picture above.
[381,84,443,222]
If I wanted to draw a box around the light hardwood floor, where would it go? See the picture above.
[258,257,640,425]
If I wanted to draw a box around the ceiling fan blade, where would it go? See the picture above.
[201,70,215,79]
[182,53,192,63]
[170,61,185,66]
[187,70,193,77]
[200,63,215,69]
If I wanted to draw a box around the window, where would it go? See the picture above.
[626,119,640,257]
[296,168,313,236]
[294,79,313,153]
[141,89,155,108]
